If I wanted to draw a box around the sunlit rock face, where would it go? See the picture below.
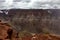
[0,0,60,9]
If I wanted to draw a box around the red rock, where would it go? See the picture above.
[0,21,17,40]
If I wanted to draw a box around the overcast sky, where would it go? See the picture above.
[0,0,60,9]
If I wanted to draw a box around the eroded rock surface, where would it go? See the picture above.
[0,20,17,40]
[0,20,60,40]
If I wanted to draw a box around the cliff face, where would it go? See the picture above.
[0,9,60,40]
[7,9,60,34]
[0,9,60,34]
[8,9,51,33]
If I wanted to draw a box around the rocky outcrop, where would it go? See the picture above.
[0,20,17,40]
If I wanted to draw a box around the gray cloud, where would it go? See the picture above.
[0,0,60,9]
[0,0,5,2]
